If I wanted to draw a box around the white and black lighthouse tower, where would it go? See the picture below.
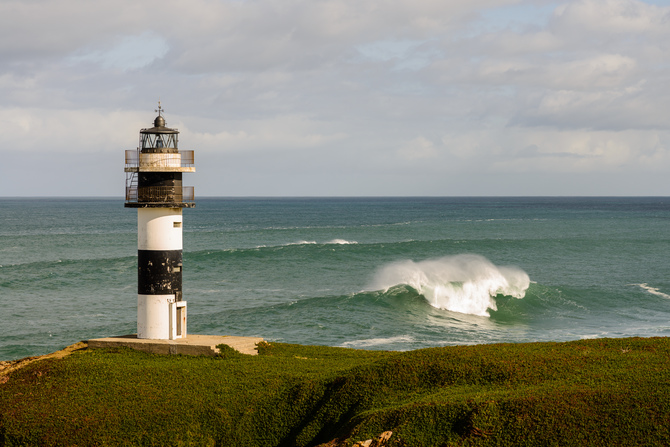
[125,104,195,340]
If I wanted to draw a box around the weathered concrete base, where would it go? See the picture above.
[87,334,264,356]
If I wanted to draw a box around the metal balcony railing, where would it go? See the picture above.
[125,150,195,169]
[125,186,195,204]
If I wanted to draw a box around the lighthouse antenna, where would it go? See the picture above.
[155,100,164,117]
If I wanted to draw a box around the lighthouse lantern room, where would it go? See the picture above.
[125,103,195,340]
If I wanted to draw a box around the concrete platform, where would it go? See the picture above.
[87,334,264,357]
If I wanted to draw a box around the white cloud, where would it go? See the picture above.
[180,114,348,154]
[439,126,670,174]
[397,136,438,160]
[0,108,145,153]
[552,0,670,35]
[67,32,169,71]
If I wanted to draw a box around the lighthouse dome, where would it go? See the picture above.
[154,115,166,128]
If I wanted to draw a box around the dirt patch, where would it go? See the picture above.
[0,341,88,381]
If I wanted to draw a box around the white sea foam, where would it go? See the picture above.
[286,240,317,246]
[634,283,670,299]
[254,240,353,249]
[341,335,415,348]
[326,239,358,245]
[368,254,530,317]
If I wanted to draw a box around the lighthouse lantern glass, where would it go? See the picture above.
[141,133,178,150]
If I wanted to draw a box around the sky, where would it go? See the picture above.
[1,0,669,197]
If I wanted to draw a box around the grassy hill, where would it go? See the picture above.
[1,337,669,446]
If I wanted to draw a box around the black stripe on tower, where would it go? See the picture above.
[137,172,183,204]
[138,172,183,189]
[138,250,183,300]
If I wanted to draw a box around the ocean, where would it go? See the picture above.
[2,197,670,361]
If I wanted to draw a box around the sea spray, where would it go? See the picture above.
[368,254,530,317]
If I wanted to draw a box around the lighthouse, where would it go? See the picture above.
[124,103,195,340]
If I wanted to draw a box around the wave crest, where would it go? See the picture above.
[326,239,357,245]
[633,283,670,299]
[368,254,530,317]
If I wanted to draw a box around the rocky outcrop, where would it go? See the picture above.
[319,431,393,447]
[353,431,393,447]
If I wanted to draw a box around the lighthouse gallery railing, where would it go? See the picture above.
[125,186,195,203]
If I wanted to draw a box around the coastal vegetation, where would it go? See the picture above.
[1,337,669,446]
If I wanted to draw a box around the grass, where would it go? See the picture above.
[1,337,670,446]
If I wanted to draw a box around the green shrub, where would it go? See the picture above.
[1,338,669,446]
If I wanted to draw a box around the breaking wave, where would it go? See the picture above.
[326,239,357,245]
[367,254,530,317]
[634,283,670,299]
[341,335,415,349]
[254,239,357,249]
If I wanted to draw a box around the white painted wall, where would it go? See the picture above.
[137,294,173,339]
[138,208,183,251]
[139,152,182,169]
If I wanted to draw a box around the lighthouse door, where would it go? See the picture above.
[170,300,187,339]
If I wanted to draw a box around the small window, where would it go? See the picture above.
[173,221,182,228]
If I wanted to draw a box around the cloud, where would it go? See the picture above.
[398,136,438,160]
[67,33,169,71]
[181,114,348,154]
[552,0,670,36]
[0,0,669,196]
[0,0,146,63]
[0,108,145,153]
[437,126,669,175]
